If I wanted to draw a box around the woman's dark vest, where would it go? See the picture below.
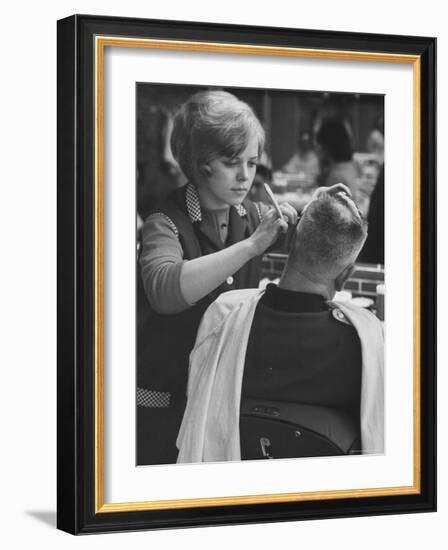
[136,185,263,455]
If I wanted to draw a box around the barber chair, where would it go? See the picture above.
[240,399,361,460]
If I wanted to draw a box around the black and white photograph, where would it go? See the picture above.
[136,83,385,466]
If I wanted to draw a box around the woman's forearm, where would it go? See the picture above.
[180,206,293,305]
[179,239,258,305]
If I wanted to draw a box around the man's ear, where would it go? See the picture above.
[335,263,355,291]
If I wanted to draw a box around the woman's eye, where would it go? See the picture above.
[222,159,257,168]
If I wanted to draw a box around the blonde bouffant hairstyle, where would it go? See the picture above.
[170,90,265,183]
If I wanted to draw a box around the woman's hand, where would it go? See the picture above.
[278,202,299,225]
[248,208,288,256]
[301,183,353,215]
[312,183,352,201]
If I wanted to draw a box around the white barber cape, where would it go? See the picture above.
[176,288,384,463]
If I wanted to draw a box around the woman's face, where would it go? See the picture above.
[196,134,259,209]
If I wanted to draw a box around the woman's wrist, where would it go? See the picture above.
[244,234,263,258]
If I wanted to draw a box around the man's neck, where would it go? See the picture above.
[278,266,335,301]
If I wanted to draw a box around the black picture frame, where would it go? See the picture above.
[57,14,436,534]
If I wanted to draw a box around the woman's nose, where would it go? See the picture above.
[237,164,249,181]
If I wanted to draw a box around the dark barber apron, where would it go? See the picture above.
[137,185,262,465]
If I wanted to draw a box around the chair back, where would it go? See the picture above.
[240,399,361,460]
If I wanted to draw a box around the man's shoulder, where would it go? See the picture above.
[329,305,354,326]
[330,301,383,332]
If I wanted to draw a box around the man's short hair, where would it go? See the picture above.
[292,192,368,273]
[170,90,265,182]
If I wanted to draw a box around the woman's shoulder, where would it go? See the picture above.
[142,211,180,239]
[144,184,196,235]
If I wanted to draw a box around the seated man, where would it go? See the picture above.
[176,189,384,463]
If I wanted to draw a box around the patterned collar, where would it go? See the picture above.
[185,183,247,223]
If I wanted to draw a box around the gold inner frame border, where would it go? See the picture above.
[94,35,421,513]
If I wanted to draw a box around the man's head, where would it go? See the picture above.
[284,191,368,296]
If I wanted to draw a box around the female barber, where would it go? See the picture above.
[137,90,297,464]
